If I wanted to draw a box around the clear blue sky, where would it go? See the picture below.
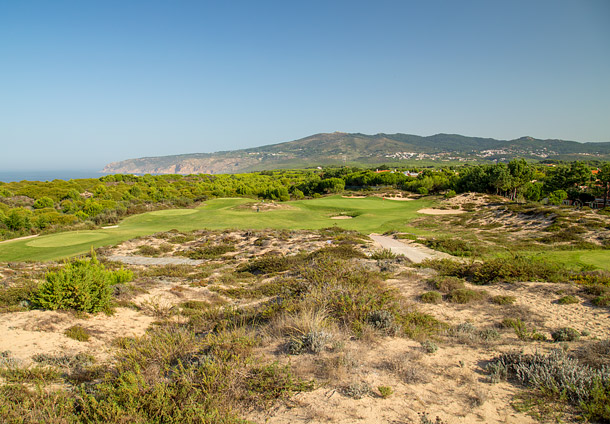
[1,0,609,171]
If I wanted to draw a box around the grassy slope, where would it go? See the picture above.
[0,196,434,262]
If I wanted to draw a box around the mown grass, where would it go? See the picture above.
[0,196,435,262]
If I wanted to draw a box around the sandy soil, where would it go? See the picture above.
[2,224,608,423]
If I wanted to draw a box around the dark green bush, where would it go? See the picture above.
[422,238,480,257]
[420,291,442,304]
[64,325,90,342]
[592,295,610,307]
[185,243,235,259]
[32,252,130,313]
[447,289,487,304]
[421,255,568,284]
[552,327,580,342]
[428,276,465,293]
[491,295,516,305]
[557,295,579,305]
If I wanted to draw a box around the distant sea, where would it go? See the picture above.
[0,170,106,183]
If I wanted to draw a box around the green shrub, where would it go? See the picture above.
[310,245,366,260]
[447,288,487,304]
[552,327,580,342]
[420,291,442,304]
[503,318,546,341]
[238,253,307,275]
[64,325,90,342]
[491,295,516,305]
[557,295,579,305]
[370,249,398,260]
[185,243,235,259]
[429,276,465,293]
[367,310,397,333]
[137,245,160,256]
[421,255,568,284]
[32,252,118,313]
[422,238,480,257]
[592,295,610,307]
[0,280,38,312]
[487,349,610,422]
[421,340,438,354]
[378,385,393,398]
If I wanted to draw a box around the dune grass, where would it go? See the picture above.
[0,196,434,262]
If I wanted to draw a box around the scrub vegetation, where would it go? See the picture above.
[0,159,609,423]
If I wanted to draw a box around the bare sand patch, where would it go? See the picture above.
[0,308,154,364]
[418,208,466,215]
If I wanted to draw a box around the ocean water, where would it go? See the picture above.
[0,170,106,183]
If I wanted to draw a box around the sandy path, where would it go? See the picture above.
[106,255,204,266]
[0,234,39,244]
[369,234,451,263]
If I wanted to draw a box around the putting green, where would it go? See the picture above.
[26,232,109,248]
[149,209,198,216]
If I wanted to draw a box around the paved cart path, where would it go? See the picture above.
[369,234,452,263]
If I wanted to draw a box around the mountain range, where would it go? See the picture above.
[102,132,610,175]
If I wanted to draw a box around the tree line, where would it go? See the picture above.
[1,160,608,240]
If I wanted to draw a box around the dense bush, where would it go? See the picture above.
[420,291,442,304]
[420,255,568,284]
[422,238,480,257]
[32,252,132,313]
[551,327,581,342]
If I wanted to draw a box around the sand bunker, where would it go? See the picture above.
[330,216,353,220]
[418,208,466,215]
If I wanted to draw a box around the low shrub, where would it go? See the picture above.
[0,280,38,312]
[421,340,438,354]
[447,288,487,304]
[420,291,442,304]
[503,318,546,341]
[422,238,480,257]
[557,295,579,305]
[420,255,568,284]
[370,249,398,260]
[137,245,160,256]
[491,295,516,305]
[185,243,235,259]
[286,330,333,355]
[592,295,610,307]
[367,310,397,333]
[64,325,90,342]
[486,349,610,422]
[378,385,393,398]
[552,327,580,342]
[238,253,307,275]
[428,276,465,293]
[309,245,366,260]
